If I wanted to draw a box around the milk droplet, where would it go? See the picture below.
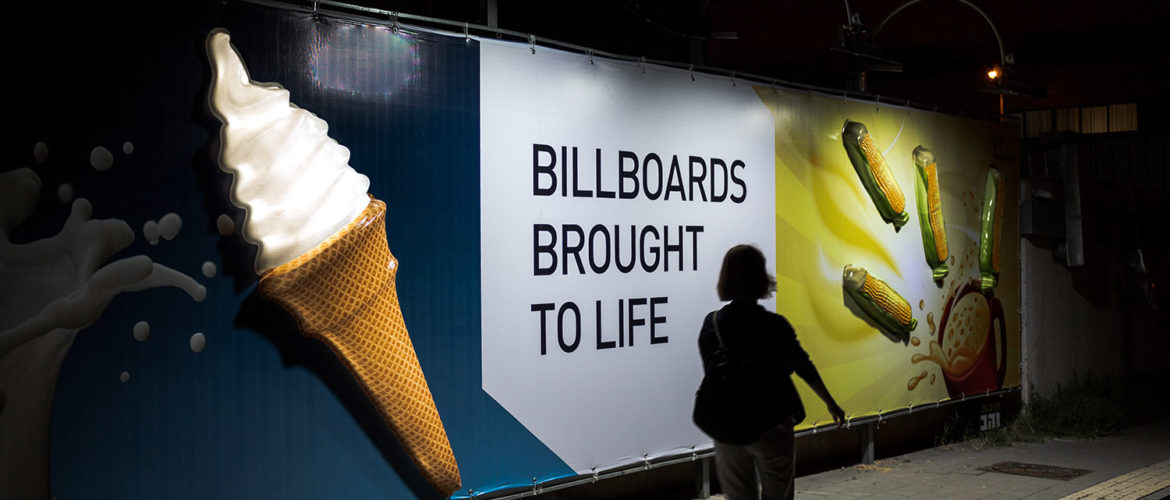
[133,321,150,342]
[215,214,235,236]
[73,198,92,220]
[90,146,114,171]
[122,141,134,154]
[143,220,160,245]
[190,332,206,353]
[201,261,217,278]
[158,213,182,241]
[120,371,130,383]
[57,184,74,204]
[33,142,50,164]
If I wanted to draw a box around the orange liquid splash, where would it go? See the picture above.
[907,370,929,390]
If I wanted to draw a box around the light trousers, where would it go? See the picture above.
[713,424,795,500]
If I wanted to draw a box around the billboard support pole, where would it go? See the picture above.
[859,424,876,465]
[694,457,711,499]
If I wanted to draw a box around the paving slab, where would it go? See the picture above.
[781,419,1170,500]
[701,420,1170,499]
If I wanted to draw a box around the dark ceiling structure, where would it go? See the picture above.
[352,0,1170,120]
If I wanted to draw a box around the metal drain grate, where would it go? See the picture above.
[980,461,1093,481]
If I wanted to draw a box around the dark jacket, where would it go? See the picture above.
[698,299,817,429]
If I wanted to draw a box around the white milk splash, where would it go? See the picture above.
[0,168,205,498]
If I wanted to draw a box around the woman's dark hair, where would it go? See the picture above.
[716,244,777,301]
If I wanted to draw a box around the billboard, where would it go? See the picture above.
[0,2,1018,499]
[756,90,1021,429]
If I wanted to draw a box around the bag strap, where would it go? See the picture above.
[711,310,726,348]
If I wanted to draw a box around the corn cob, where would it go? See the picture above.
[913,146,949,282]
[979,168,1004,293]
[843,265,918,334]
[842,120,909,231]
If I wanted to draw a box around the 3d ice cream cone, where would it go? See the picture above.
[259,198,461,495]
[205,30,460,496]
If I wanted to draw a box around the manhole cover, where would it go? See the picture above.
[980,461,1092,480]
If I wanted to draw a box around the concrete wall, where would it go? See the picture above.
[1019,131,1170,401]
[1020,237,1127,401]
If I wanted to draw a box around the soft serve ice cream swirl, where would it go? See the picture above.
[206,31,370,273]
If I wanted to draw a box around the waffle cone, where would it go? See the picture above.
[259,197,461,497]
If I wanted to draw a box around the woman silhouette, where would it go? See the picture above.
[698,244,845,500]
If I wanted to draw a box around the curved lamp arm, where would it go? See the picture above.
[873,0,1006,66]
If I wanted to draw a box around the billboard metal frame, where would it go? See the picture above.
[249,0,1013,124]
[467,387,1020,499]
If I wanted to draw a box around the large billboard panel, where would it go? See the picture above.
[0,2,1019,499]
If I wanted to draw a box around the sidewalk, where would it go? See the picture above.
[717,418,1170,499]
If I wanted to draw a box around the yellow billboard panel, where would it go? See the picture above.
[755,89,1021,428]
